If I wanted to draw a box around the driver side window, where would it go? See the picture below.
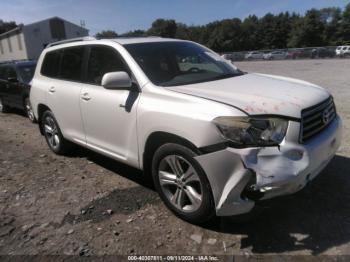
[86,45,129,85]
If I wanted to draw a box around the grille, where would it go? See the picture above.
[300,96,336,143]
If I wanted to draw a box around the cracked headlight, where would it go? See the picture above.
[213,116,288,147]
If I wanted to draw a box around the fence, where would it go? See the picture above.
[221,45,350,61]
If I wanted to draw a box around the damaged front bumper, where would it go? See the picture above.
[195,116,342,216]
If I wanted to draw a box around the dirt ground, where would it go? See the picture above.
[0,59,350,257]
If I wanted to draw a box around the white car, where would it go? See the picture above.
[336,46,350,57]
[245,51,264,60]
[263,51,287,60]
[30,37,342,223]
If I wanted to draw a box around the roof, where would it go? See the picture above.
[0,25,23,39]
[110,37,182,45]
[45,36,185,49]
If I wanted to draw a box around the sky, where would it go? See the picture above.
[1,0,349,35]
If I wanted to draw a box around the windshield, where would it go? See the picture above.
[17,63,36,84]
[124,41,243,87]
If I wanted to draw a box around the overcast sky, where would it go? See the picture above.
[1,0,349,35]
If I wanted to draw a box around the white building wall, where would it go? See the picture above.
[0,32,28,62]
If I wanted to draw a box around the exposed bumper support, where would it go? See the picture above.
[195,117,342,216]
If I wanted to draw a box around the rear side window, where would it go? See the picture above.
[41,50,61,78]
[60,47,85,81]
[86,46,129,85]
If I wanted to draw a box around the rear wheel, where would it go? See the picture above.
[41,110,73,155]
[152,143,215,224]
[0,97,9,113]
[24,98,36,123]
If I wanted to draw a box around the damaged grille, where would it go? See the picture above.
[300,96,336,143]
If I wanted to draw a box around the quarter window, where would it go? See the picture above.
[86,46,129,85]
[60,47,85,81]
[41,50,61,78]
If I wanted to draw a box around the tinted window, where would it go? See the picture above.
[17,63,36,84]
[87,46,129,85]
[60,47,84,81]
[41,50,61,77]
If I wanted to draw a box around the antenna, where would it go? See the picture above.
[80,20,86,28]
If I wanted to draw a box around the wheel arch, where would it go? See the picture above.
[37,104,52,135]
[142,131,201,176]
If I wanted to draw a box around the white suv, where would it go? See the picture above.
[30,37,342,223]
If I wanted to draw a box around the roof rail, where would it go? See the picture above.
[46,36,96,48]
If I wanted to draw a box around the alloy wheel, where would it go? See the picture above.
[44,116,60,150]
[158,155,203,213]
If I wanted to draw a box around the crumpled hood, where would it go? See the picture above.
[165,73,330,118]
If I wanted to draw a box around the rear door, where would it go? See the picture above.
[0,66,9,103]
[5,66,23,108]
[42,46,86,144]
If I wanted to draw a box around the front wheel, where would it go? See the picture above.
[24,98,36,123]
[151,143,215,224]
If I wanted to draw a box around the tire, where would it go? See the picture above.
[151,143,215,224]
[0,97,10,113]
[41,110,73,155]
[24,98,36,123]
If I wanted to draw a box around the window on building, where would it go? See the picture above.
[60,46,84,81]
[17,34,23,50]
[41,50,61,78]
[7,38,12,53]
[50,18,66,40]
[86,45,129,85]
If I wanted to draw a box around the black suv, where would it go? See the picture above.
[0,60,37,122]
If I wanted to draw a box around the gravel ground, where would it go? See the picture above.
[0,59,349,257]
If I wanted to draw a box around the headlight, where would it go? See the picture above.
[213,116,288,147]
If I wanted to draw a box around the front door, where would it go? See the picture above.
[80,45,140,166]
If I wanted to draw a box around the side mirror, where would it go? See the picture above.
[102,71,132,90]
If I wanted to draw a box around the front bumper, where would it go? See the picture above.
[195,116,342,216]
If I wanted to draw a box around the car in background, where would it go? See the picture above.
[286,49,303,59]
[311,47,335,58]
[336,46,350,57]
[0,60,37,122]
[245,51,264,60]
[263,51,287,60]
[221,53,245,62]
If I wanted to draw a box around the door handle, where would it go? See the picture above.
[49,87,56,93]
[81,93,91,101]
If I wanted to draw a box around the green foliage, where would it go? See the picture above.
[96,3,350,51]
[0,20,17,34]
[148,19,177,38]
[95,30,118,38]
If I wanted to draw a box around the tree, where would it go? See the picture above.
[0,20,17,34]
[121,29,146,37]
[339,4,350,44]
[95,30,118,38]
[288,9,325,47]
[148,19,177,38]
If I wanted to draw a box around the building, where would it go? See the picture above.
[0,17,89,62]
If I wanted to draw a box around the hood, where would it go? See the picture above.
[165,73,330,118]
